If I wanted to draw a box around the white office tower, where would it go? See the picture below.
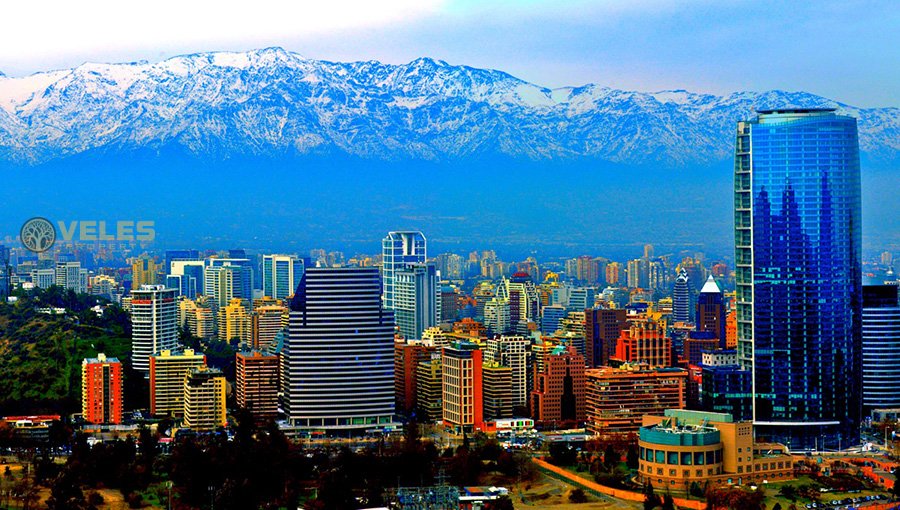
[484,335,531,409]
[394,263,441,340]
[131,285,179,374]
[55,261,88,294]
[262,254,306,299]
[282,267,397,432]
[204,263,252,310]
[382,231,426,310]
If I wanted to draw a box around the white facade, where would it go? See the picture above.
[485,335,531,409]
[393,263,441,340]
[131,285,179,374]
[382,231,426,310]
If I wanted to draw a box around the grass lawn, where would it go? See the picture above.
[761,475,893,509]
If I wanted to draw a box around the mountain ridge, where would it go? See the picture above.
[0,47,898,167]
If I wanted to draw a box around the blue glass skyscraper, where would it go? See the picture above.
[735,108,861,451]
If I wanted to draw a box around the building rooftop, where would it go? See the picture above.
[700,275,722,294]
[756,107,836,115]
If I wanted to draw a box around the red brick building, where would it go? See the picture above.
[236,351,279,423]
[394,340,436,417]
[531,345,586,424]
[613,320,672,368]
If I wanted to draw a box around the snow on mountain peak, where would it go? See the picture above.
[0,49,896,166]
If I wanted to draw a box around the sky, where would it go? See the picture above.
[1,0,898,107]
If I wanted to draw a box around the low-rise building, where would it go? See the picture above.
[638,409,794,489]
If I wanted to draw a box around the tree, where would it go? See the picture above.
[779,484,798,501]
[46,468,86,510]
[604,443,619,469]
[569,487,588,503]
[689,481,705,498]
[626,444,640,469]
[772,503,783,510]
[644,482,662,510]
[662,493,676,510]
[548,442,578,466]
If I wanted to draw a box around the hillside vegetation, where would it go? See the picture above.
[0,287,137,416]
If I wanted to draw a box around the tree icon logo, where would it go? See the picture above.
[20,217,56,253]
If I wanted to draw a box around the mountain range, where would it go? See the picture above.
[1,47,898,167]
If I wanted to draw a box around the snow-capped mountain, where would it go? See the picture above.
[0,47,897,166]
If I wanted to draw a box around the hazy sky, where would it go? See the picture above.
[1,0,897,107]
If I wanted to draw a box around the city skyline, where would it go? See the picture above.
[0,5,898,508]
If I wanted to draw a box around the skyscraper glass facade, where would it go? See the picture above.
[735,109,861,450]
[861,285,900,415]
[382,231,427,311]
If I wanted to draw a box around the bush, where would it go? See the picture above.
[569,488,588,503]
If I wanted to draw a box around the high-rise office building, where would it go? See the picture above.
[131,285,179,374]
[626,259,650,289]
[132,257,160,288]
[442,341,483,431]
[164,250,200,273]
[568,286,597,313]
[483,297,511,336]
[282,267,396,431]
[482,363,513,421]
[236,351,280,423]
[219,298,252,344]
[394,263,441,340]
[584,308,628,368]
[183,367,227,431]
[496,273,541,334]
[382,231,427,310]
[262,254,306,299]
[696,275,726,348]
[81,354,123,425]
[672,269,692,323]
[165,273,197,299]
[394,340,436,417]
[149,349,207,416]
[55,261,88,293]
[484,335,531,409]
[861,285,900,415]
[531,345,585,423]
[735,108,861,450]
[252,304,286,351]
[584,365,687,435]
[179,298,216,339]
[30,268,56,289]
[613,320,672,368]
[416,353,443,423]
[204,262,253,310]
[170,260,206,296]
[605,262,624,286]
[541,304,567,335]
